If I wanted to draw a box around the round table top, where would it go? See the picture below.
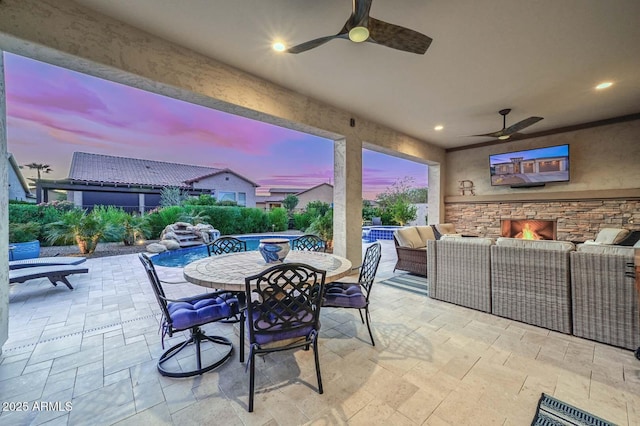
[183,250,353,290]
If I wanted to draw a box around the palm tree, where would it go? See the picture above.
[21,163,53,180]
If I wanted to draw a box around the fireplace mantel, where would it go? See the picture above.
[445,188,640,204]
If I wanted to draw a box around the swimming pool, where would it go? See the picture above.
[152,234,299,268]
[362,226,403,243]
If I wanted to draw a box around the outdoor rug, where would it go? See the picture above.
[531,393,615,426]
[379,274,428,296]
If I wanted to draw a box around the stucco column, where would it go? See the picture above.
[428,163,443,223]
[138,193,145,214]
[333,136,362,269]
[0,52,9,355]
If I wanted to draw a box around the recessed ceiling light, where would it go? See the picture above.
[272,42,286,52]
[595,81,613,90]
[498,135,510,140]
[434,125,444,131]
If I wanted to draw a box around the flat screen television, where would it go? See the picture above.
[489,144,570,187]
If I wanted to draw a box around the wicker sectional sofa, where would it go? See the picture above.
[425,234,639,350]
[491,238,575,334]
[570,244,638,350]
[427,237,494,312]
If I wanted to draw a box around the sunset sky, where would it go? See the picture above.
[5,53,427,200]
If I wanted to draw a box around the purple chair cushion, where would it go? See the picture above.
[323,282,366,308]
[247,308,315,345]
[167,293,237,330]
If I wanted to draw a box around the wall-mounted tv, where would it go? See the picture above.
[489,144,570,187]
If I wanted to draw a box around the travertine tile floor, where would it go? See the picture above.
[1,240,639,425]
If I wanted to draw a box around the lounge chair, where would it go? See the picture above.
[9,265,89,290]
[9,256,87,270]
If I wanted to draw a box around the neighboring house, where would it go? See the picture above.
[256,183,333,211]
[7,153,36,202]
[35,152,258,212]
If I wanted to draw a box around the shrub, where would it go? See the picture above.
[293,211,316,231]
[45,209,120,254]
[9,222,41,243]
[268,208,288,232]
[9,204,40,224]
[145,206,185,238]
[160,186,189,207]
[307,210,333,248]
[183,194,217,206]
[122,214,151,246]
[239,208,269,233]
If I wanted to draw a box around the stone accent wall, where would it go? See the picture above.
[446,199,640,242]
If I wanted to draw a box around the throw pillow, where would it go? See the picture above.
[431,225,442,240]
[594,228,630,245]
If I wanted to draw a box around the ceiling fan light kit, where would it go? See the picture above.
[348,26,369,42]
[286,0,432,54]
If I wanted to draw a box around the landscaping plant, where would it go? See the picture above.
[45,209,120,254]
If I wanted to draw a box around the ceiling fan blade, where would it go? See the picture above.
[287,34,344,54]
[472,130,507,138]
[502,116,543,135]
[367,17,433,54]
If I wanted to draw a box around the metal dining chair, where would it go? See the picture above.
[139,253,241,377]
[241,262,327,412]
[206,236,247,256]
[321,242,382,346]
[291,234,326,252]
[205,236,248,323]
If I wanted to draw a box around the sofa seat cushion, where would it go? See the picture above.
[495,237,575,252]
[595,228,630,244]
[394,227,425,249]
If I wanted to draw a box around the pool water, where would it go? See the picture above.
[362,226,403,242]
[152,234,298,268]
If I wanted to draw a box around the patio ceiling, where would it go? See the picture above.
[72,0,640,149]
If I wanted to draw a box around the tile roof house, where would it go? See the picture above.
[256,183,333,211]
[7,153,35,202]
[36,152,258,212]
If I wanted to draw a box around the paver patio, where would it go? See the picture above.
[1,241,638,425]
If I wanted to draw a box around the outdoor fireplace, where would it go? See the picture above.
[501,219,557,240]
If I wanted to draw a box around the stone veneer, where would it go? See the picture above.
[446,199,640,242]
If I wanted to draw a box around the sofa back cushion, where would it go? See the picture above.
[394,227,424,249]
[495,237,575,252]
[416,226,436,243]
[594,228,630,244]
[577,244,634,256]
[435,223,457,235]
[441,236,494,245]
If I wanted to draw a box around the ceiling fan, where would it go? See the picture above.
[473,109,543,140]
[286,0,433,55]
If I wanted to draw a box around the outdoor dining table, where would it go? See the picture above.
[183,250,353,290]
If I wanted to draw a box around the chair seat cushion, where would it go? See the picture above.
[323,282,366,308]
[248,308,315,345]
[168,293,237,330]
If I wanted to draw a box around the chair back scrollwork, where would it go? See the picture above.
[291,234,326,252]
[207,236,247,256]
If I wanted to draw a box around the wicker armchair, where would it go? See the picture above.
[570,245,638,350]
[393,234,427,276]
[427,237,493,312]
[490,238,575,334]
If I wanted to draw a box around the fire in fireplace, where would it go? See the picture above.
[501,219,557,240]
